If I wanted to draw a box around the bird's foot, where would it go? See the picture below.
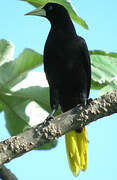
[44,114,54,125]
[87,98,93,105]
[77,100,87,108]
[46,114,54,121]
[76,98,93,109]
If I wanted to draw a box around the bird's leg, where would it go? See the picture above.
[78,96,93,107]
[87,98,93,105]
[45,87,59,123]
[76,98,87,108]
[46,108,56,121]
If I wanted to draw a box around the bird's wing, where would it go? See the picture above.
[77,36,91,97]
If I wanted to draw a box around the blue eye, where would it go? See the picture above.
[48,6,53,11]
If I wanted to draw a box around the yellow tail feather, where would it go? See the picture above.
[65,127,88,176]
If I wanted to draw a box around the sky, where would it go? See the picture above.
[0,0,117,179]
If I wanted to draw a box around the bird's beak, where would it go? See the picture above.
[25,7,46,17]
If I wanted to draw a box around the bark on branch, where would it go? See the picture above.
[0,165,18,180]
[0,90,117,166]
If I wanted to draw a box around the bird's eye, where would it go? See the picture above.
[48,6,54,11]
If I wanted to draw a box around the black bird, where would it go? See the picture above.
[26,3,91,176]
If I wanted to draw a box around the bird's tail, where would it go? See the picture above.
[65,127,88,176]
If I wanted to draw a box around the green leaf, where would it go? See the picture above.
[2,86,50,135]
[91,79,106,90]
[0,39,14,66]
[90,50,117,59]
[0,39,15,111]
[39,140,58,150]
[90,50,117,90]
[1,86,57,149]
[4,107,29,136]
[22,0,88,29]
[15,86,51,113]
[1,92,30,135]
[100,80,117,95]
[0,48,43,90]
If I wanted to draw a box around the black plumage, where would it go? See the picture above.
[43,3,91,115]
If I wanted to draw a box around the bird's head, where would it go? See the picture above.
[25,3,71,26]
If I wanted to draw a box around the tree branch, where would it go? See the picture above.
[0,165,18,180]
[0,90,117,166]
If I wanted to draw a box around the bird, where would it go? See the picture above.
[25,2,91,176]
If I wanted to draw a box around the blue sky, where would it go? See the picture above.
[0,0,117,179]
